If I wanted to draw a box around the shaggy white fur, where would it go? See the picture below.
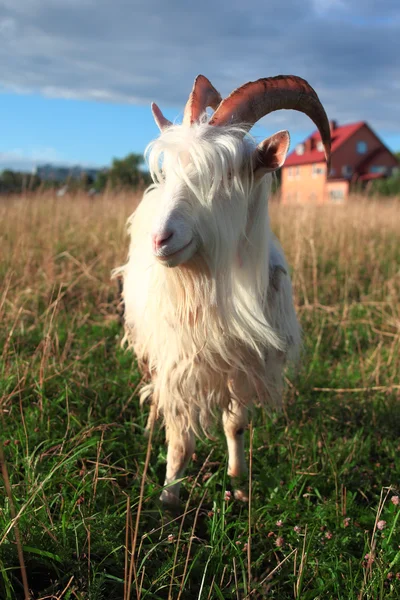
[114,117,301,503]
[116,120,301,430]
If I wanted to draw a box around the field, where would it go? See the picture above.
[1,191,400,599]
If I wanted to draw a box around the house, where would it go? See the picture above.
[281,120,399,203]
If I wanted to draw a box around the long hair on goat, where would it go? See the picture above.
[116,119,301,435]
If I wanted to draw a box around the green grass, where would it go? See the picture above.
[1,194,400,599]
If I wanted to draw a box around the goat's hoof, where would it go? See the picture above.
[159,489,180,508]
[234,489,249,502]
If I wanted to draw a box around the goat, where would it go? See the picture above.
[115,74,331,505]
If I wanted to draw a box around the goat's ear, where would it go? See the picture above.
[252,130,290,179]
[151,102,172,131]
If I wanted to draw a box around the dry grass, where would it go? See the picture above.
[1,190,400,599]
[1,191,399,314]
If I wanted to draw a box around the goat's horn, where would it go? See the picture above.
[151,102,172,131]
[209,75,331,168]
[183,75,222,127]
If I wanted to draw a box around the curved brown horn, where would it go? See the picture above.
[151,102,172,131]
[209,75,331,168]
[183,74,222,126]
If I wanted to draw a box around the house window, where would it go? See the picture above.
[369,165,387,174]
[295,166,300,178]
[312,164,325,177]
[329,167,336,177]
[342,165,353,177]
[357,141,368,154]
[329,189,345,203]
[317,141,324,152]
[296,144,305,155]
[288,167,293,179]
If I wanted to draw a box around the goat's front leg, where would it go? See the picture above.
[160,425,195,507]
[223,400,249,501]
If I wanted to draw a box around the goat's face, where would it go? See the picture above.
[150,171,202,268]
[148,126,258,269]
[148,124,292,269]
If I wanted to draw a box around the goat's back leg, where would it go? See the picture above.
[222,399,249,501]
[160,423,195,507]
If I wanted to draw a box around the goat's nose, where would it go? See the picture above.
[151,230,174,252]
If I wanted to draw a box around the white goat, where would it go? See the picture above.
[116,74,331,505]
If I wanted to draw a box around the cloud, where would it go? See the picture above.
[0,0,399,132]
[0,147,100,171]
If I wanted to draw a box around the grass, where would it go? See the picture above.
[1,190,400,599]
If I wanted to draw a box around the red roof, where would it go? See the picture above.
[284,121,365,167]
[358,172,386,182]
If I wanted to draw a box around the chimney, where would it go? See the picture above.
[304,138,312,152]
[329,119,338,134]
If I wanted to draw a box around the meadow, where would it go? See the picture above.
[1,191,400,599]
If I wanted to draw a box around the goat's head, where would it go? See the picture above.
[147,74,331,269]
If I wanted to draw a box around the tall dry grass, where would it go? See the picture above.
[2,190,399,394]
[1,190,399,317]
[1,191,140,323]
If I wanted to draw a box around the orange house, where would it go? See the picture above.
[281,120,399,204]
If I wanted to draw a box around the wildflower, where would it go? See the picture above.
[243,543,248,552]
[267,531,275,538]
[275,536,284,548]
[294,525,301,534]
[325,531,333,540]
[343,517,351,528]
[167,534,175,543]
[364,553,374,567]
[276,519,283,527]
[377,520,386,531]
[224,490,232,501]
[391,496,400,506]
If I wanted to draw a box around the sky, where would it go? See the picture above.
[1,0,399,171]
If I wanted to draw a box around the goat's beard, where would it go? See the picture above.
[124,229,286,437]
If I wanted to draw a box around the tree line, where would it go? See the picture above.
[0,153,151,194]
[1,151,399,196]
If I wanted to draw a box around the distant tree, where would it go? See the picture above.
[0,169,41,193]
[94,169,109,192]
[370,171,400,197]
[364,152,400,197]
[95,153,151,192]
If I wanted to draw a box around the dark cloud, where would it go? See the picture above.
[0,0,399,131]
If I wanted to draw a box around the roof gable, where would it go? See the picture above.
[284,121,365,167]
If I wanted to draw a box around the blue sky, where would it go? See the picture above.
[1,0,399,171]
